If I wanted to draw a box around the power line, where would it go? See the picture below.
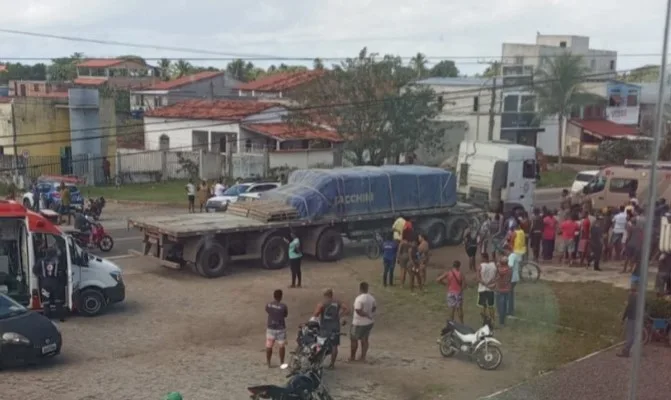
[0,67,638,147]
[0,28,660,63]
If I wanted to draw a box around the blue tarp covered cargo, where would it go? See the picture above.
[263,165,457,219]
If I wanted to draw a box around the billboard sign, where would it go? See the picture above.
[606,82,640,125]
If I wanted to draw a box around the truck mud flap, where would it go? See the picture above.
[127,249,181,270]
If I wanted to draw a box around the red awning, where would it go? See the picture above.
[569,119,639,139]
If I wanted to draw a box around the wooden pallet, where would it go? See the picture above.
[227,200,299,222]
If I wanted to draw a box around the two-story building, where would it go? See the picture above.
[237,70,325,104]
[74,58,160,89]
[129,71,241,114]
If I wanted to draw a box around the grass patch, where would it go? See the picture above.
[364,271,625,377]
[537,170,576,188]
[81,180,189,205]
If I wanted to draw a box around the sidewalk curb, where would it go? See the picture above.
[108,199,183,208]
[479,341,624,399]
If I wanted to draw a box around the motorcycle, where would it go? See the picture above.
[436,317,503,370]
[283,320,346,377]
[85,197,106,220]
[247,368,333,400]
[72,218,114,252]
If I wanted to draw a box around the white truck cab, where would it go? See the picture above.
[0,201,124,317]
[455,140,538,214]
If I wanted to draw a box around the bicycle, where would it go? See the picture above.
[365,231,384,260]
[641,316,671,345]
[492,234,541,283]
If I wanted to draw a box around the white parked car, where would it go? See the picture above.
[206,182,281,212]
[571,170,600,194]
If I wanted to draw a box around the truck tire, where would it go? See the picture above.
[419,218,447,248]
[196,243,231,278]
[316,229,344,262]
[262,235,289,270]
[445,216,469,246]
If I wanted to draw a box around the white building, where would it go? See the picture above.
[143,99,342,169]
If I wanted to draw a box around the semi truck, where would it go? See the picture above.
[128,144,538,278]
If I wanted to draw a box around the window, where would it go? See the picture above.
[33,84,39,92]
[459,163,469,186]
[520,95,535,112]
[609,178,638,193]
[610,60,616,70]
[522,160,537,179]
[590,59,596,70]
[559,41,567,48]
[514,56,524,65]
[627,94,639,107]
[153,97,161,108]
[503,95,519,112]
[159,134,170,151]
[245,139,252,152]
[437,95,444,110]
[473,96,479,112]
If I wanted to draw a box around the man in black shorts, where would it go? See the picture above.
[477,253,497,322]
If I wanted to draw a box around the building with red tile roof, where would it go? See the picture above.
[237,70,325,99]
[75,58,160,90]
[144,99,280,121]
[130,71,240,112]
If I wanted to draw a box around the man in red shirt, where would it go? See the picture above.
[577,211,591,267]
[559,215,580,266]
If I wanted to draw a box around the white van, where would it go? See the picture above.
[0,201,124,317]
[456,140,538,214]
[571,170,600,194]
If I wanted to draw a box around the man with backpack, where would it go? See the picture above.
[312,288,348,368]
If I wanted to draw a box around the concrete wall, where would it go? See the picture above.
[144,117,242,153]
[11,97,70,158]
[0,103,12,153]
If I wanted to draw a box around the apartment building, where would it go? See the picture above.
[74,58,160,89]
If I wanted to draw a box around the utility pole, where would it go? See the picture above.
[487,76,497,141]
[209,81,214,101]
[10,100,19,183]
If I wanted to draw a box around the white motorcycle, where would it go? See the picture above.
[436,318,503,370]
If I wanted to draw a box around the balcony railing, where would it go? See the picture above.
[501,112,540,129]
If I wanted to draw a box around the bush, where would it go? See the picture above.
[646,296,671,319]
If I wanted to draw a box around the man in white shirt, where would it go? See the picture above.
[611,205,628,260]
[185,179,196,213]
[213,178,226,197]
[350,281,376,362]
[477,253,497,323]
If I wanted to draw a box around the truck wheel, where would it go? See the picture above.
[196,243,231,278]
[420,218,447,248]
[316,229,344,262]
[445,217,469,246]
[262,236,289,270]
[78,288,105,317]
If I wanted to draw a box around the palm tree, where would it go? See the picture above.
[158,58,172,80]
[173,59,192,78]
[410,52,428,79]
[532,53,601,169]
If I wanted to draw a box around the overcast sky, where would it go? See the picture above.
[0,0,666,75]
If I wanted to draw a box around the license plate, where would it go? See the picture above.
[42,343,57,354]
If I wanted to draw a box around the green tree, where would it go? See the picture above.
[173,59,193,78]
[531,53,601,168]
[621,65,659,83]
[428,60,459,78]
[47,52,84,81]
[410,52,429,78]
[226,59,256,82]
[291,47,444,165]
[313,58,325,70]
[117,55,146,64]
[481,61,501,78]
[0,62,47,83]
[158,58,172,80]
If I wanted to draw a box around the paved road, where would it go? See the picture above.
[484,345,671,400]
[88,227,142,261]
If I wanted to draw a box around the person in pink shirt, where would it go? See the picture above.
[541,209,558,261]
[559,215,580,266]
[437,261,466,323]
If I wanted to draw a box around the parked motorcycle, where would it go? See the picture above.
[248,368,333,400]
[436,317,503,370]
[71,218,114,252]
[85,197,106,220]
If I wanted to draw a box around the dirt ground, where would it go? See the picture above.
[1,205,631,400]
[2,242,574,400]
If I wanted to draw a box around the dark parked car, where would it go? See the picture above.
[0,293,62,368]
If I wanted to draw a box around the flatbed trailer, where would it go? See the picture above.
[128,201,485,278]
